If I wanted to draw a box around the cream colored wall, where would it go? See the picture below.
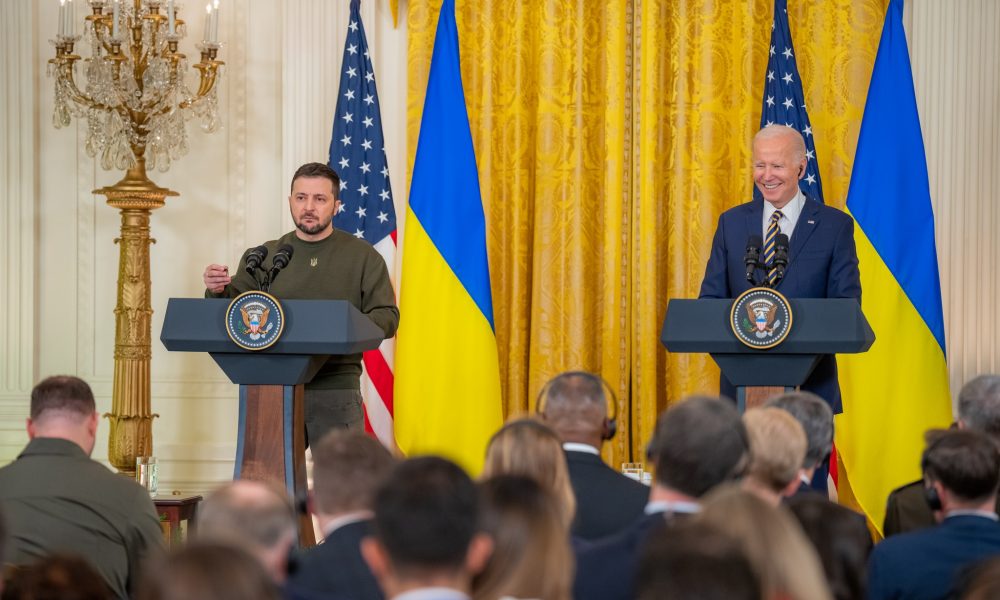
[909,0,1000,399]
[0,0,407,494]
[1,0,998,492]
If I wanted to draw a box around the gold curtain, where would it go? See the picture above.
[408,0,888,466]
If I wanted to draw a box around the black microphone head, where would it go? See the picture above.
[746,235,763,251]
[272,244,294,270]
[775,233,790,250]
[245,245,269,272]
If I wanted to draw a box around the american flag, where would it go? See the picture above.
[329,0,398,448]
[759,0,824,203]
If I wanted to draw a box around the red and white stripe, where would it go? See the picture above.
[361,232,398,451]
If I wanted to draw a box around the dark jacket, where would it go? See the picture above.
[565,449,649,541]
[288,519,383,600]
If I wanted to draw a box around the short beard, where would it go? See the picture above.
[295,217,332,236]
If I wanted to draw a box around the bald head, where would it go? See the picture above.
[538,372,609,447]
[197,480,297,582]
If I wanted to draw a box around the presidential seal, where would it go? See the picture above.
[225,291,285,351]
[730,287,793,349]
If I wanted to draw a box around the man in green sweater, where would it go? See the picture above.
[203,162,399,444]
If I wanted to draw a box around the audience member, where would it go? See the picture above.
[1,554,111,600]
[573,396,750,600]
[868,429,1000,600]
[195,480,297,585]
[0,376,163,600]
[482,418,576,529]
[289,431,395,600]
[767,390,834,496]
[699,484,832,600]
[635,520,760,600]
[537,371,648,540]
[787,494,872,600]
[473,475,573,600]
[136,543,282,600]
[955,556,1000,600]
[884,374,1000,536]
[742,407,808,505]
[361,457,492,600]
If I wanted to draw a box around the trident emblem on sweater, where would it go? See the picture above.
[310,258,318,267]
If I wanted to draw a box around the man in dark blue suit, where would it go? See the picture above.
[289,431,395,600]
[868,429,1000,600]
[699,125,861,413]
[572,397,750,600]
[538,371,649,541]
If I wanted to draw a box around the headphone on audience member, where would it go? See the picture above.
[536,371,618,441]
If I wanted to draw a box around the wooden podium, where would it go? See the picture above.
[160,298,385,545]
[661,298,874,411]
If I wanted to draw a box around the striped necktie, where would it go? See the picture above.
[764,210,783,285]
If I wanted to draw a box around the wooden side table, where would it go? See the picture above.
[153,494,203,548]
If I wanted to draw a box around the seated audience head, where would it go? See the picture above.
[766,390,834,474]
[482,418,576,527]
[196,480,297,583]
[137,543,282,600]
[787,494,872,600]
[27,375,99,455]
[310,430,395,524]
[699,484,832,600]
[955,556,1000,600]
[921,428,1000,516]
[957,375,1000,437]
[636,520,760,600]
[2,554,111,600]
[742,407,808,504]
[362,456,492,597]
[645,396,749,499]
[537,371,613,448]
[473,475,573,600]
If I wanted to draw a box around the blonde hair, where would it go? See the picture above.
[744,407,807,493]
[473,476,573,600]
[699,485,832,600]
[482,418,576,529]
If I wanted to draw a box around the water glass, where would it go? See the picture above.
[136,456,159,497]
[621,462,643,481]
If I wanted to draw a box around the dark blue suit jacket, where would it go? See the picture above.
[698,198,861,413]
[565,450,649,541]
[867,514,1000,600]
[287,520,383,600]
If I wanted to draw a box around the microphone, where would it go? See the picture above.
[244,245,268,275]
[773,233,790,283]
[271,244,294,272]
[744,235,763,285]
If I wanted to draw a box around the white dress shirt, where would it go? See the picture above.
[762,187,806,241]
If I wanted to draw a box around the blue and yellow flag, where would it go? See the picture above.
[394,0,503,474]
[837,0,952,535]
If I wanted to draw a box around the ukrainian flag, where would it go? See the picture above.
[394,0,503,474]
[837,0,952,535]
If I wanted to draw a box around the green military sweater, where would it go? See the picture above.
[207,229,399,389]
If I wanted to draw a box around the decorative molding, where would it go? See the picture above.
[1,0,37,394]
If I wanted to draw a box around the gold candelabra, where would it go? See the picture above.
[49,0,224,476]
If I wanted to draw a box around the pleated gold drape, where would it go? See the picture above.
[407,0,888,466]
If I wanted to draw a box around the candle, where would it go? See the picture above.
[112,0,119,39]
[167,0,175,35]
[59,0,66,37]
[211,0,219,42]
[67,0,73,37]
[203,3,211,43]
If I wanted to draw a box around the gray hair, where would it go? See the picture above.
[753,124,807,162]
[197,481,296,550]
[766,391,833,469]
[957,375,1000,438]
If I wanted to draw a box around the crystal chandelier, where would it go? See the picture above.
[50,0,223,173]
[48,0,224,477]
